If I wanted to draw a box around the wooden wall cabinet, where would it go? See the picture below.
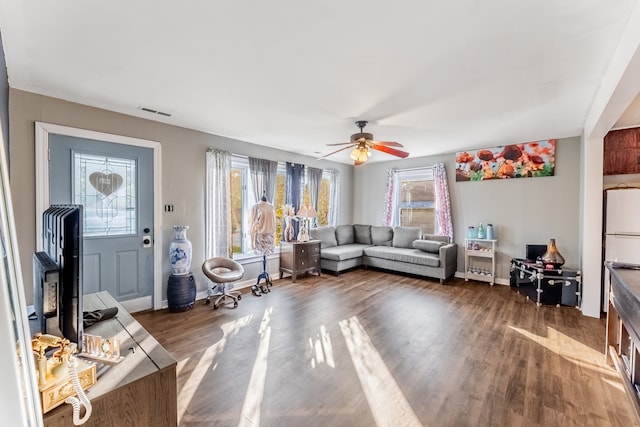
[604,127,640,175]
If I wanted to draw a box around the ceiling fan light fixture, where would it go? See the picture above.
[351,146,370,164]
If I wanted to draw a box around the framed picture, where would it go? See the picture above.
[455,139,556,181]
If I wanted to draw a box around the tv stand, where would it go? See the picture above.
[43,291,177,427]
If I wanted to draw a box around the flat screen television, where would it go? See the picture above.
[32,205,83,344]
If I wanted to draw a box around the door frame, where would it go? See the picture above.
[35,122,163,311]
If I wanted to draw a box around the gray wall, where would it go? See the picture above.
[0,33,8,162]
[353,138,582,282]
[8,89,354,303]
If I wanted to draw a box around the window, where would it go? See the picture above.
[229,156,334,257]
[395,168,436,234]
[317,171,331,226]
[73,152,137,237]
[230,157,286,255]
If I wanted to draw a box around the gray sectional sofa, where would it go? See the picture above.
[309,224,457,283]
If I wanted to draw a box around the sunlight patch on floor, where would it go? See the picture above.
[339,316,422,427]
[509,326,614,375]
[178,314,253,423]
[308,324,335,369]
[239,307,273,427]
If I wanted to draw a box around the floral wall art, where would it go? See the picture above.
[455,139,556,181]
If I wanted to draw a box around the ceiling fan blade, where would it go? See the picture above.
[371,140,403,147]
[317,144,354,160]
[326,142,354,146]
[371,144,410,158]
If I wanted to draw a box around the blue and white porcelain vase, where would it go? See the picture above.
[169,225,192,275]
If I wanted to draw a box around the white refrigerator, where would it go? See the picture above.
[603,187,640,311]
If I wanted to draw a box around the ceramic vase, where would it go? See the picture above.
[541,238,565,268]
[169,225,192,275]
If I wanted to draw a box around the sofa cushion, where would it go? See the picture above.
[321,244,371,261]
[364,246,440,267]
[335,225,355,245]
[353,224,372,244]
[421,234,450,244]
[413,239,445,254]
[309,227,337,248]
[392,226,422,249]
[371,226,393,246]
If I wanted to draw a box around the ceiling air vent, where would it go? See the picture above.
[138,106,172,117]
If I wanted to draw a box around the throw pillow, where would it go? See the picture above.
[309,227,337,248]
[393,226,422,248]
[335,225,355,245]
[413,239,445,253]
[353,224,372,244]
[371,226,393,246]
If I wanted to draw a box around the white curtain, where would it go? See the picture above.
[327,168,340,226]
[205,148,231,258]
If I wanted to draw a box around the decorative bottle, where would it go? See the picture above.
[477,223,485,239]
[169,225,192,275]
[541,238,565,268]
[486,224,494,240]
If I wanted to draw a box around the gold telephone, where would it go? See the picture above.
[32,333,96,424]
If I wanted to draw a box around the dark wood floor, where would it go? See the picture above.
[135,270,639,427]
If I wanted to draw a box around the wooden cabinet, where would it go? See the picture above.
[464,238,497,285]
[44,291,177,427]
[604,127,640,175]
[605,263,640,417]
[279,240,321,282]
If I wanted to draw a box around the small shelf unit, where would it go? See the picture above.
[465,238,497,285]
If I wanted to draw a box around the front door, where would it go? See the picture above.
[48,133,155,308]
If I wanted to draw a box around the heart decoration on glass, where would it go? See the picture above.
[89,172,123,197]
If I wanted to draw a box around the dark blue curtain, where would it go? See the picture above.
[285,162,304,240]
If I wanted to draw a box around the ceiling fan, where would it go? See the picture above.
[319,121,409,165]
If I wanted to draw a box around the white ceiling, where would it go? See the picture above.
[1,1,639,164]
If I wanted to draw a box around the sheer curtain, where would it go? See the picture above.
[382,168,398,226]
[307,166,323,228]
[327,169,340,226]
[307,166,323,207]
[248,157,278,202]
[205,148,231,258]
[434,162,453,240]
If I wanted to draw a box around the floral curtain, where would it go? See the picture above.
[205,148,231,258]
[327,168,340,226]
[248,157,278,203]
[382,168,398,226]
[434,162,453,240]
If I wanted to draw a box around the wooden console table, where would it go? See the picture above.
[43,291,177,427]
[279,240,321,282]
